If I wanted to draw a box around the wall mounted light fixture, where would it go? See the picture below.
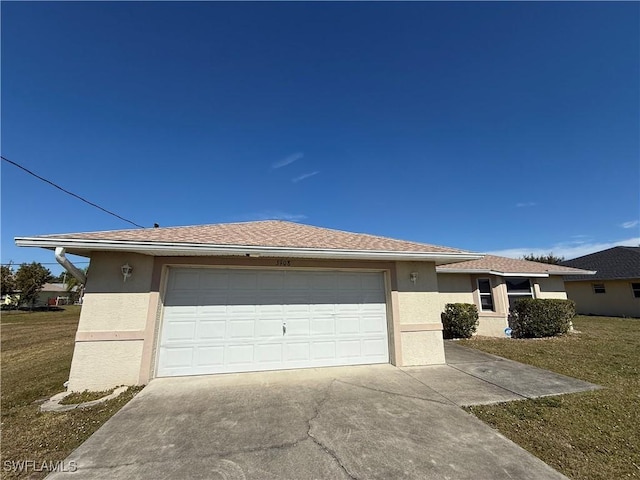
[121,263,133,282]
[410,272,418,284]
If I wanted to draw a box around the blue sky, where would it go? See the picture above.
[2,2,639,274]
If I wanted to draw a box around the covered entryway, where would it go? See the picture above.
[157,268,389,376]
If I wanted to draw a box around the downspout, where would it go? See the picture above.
[55,247,87,284]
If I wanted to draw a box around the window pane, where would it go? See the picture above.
[480,295,494,311]
[632,283,640,298]
[593,283,606,294]
[478,279,491,294]
[506,278,531,293]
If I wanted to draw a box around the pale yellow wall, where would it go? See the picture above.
[395,261,441,324]
[68,341,144,391]
[437,273,474,308]
[565,280,640,318]
[68,252,154,391]
[536,277,568,300]
[400,331,445,365]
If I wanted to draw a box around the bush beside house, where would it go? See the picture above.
[442,303,479,339]
[509,298,576,338]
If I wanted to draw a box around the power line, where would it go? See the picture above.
[1,155,145,228]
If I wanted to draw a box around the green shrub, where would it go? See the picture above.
[441,303,479,339]
[509,298,576,338]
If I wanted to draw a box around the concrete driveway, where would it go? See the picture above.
[49,344,598,479]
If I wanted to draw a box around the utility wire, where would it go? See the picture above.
[1,155,145,228]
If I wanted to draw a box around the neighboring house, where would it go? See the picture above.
[560,247,640,318]
[436,255,594,336]
[15,221,482,391]
[36,283,75,306]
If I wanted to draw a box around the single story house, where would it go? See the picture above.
[37,282,77,306]
[559,246,640,317]
[436,255,594,336]
[16,221,481,391]
[15,221,592,391]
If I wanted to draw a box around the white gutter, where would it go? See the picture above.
[16,237,484,264]
[55,247,87,284]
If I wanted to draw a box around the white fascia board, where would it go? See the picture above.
[436,267,596,277]
[435,268,550,278]
[14,237,483,263]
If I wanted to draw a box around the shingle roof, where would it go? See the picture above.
[37,220,468,254]
[437,254,591,276]
[560,246,640,281]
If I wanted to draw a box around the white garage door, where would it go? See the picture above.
[157,268,389,377]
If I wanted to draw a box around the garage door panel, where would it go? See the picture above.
[336,316,360,334]
[163,321,197,342]
[159,347,193,370]
[311,341,336,360]
[256,318,282,338]
[165,292,200,307]
[361,315,387,333]
[362,338,387,357]
[337,340,361,358]
[158,268,389,377]
[196,320,227,340]
[227,319,255,339]
[310,317,335,335]
[170,270,201,290]
[226,345,255,365]
[255,343,283,363]
[285,342,310,361]
[200,271,229,289]
[284,317,310,336]
[195,346,224,367]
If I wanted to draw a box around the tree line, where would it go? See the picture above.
[1,262,83,310]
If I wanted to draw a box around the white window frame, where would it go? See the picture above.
[592,283,606,294]
[476,278,495,312]
[631,282,640,299]
[506,278,534,310]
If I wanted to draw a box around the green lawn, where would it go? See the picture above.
[1,307,141,479]
[460,316,640,480]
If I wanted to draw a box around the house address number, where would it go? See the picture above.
[276,259,292,267]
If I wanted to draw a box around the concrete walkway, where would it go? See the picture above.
[47,345,598,480]
[405,341,600,406]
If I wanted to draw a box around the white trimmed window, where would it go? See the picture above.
[592,283,606,294]
[477,278,495,311]
[506,278,533,310]
[631,283,640,298]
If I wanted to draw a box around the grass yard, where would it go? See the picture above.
[460,315,640,480]
[1,307,141,479]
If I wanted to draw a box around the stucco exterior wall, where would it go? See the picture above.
[68,341,144,391]
[437,273,474,308]
[536,277,568,300]
[68,252,154,391]
[393,261,445,366]
[565,280,640,317]
[400,331,445,365]
[395,261,440,324]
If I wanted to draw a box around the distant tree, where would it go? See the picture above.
[522,253,565,265]
[65,267,88,304]
[1,265,16,296]
[14,262,52,309]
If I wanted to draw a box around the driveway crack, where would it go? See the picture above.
[306,380,358,480]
